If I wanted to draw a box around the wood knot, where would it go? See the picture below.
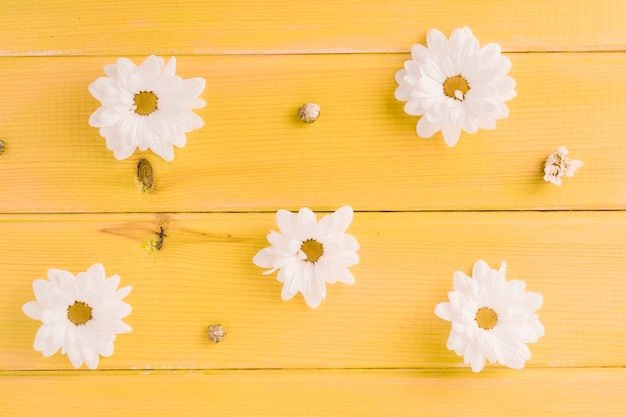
[0,140,5,155]
[137,159,153,192]
[153,226,167,251]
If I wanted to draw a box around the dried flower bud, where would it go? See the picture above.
[208,324,226,343]
[298,103,320,123]
[137,159,153,192]
[543,146,583,186]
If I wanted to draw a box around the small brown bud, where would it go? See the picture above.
[137,159,153,192]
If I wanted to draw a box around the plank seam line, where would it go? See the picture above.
[1,50,626,58]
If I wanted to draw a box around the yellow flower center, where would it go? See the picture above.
[443,75,470,101]
[475,307,498,330]
[67,301,93,325]
[133,91,158,116]
[300,239,324,262]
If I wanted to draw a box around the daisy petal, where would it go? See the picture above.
[22,301,43,320]
[98,340,115,357]
[297,207,318,237]
[281,276,300,301]
[465,339,486,372]
[395,83,414,102]
[253,247,280,269]
[441,124,461,147]
[83,346,100,370]
[334,267,356,284]
[426,29,448,55]
[328,205,354,234]
[302,275,325,309]
[410,43,430,63]
[140,55,164,80]
[164,56,177,75]
[434,301,453,321]
[274,208,298,234]
[416,116,442,138]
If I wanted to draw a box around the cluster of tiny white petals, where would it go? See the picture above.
[88,55,206,161]
[253,206,360,308]
[435,260,544,372]
[395,27,516,147]
[22,264,132,369]
[543,146,583,185]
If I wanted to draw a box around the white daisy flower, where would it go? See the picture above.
[543,146,583,185]
[22,264,132,370]
[88,55,206,161]
[395,27,516,146]
[253,206,359,308]
[435,260,544,372]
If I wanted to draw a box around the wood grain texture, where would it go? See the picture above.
[1,369,626,417]
[1,0,625,55]
[0,53,624,213]
[4,212,626,370]
[2,1,626,415]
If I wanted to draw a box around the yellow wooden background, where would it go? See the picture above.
[1,1,626,415]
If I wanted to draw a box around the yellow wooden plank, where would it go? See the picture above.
[1,368,625,416]
[3,212,626,370]
[0,53,623,212]
[1,1,625,55]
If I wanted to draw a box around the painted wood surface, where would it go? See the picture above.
[0,53,623,212]
[1,0,625,54]
[1,1,624,416]
[3,212,626,370]
[2,369,626,416]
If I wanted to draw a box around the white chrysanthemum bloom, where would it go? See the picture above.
[22,264,132,370]
[543,146,583,186]
[253,206,359,308]
[435,260,544,372]
[395,27,516,146]
[88,55,206,161]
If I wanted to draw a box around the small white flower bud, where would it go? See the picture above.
[208,324,226,343]
[298,103,321,123]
